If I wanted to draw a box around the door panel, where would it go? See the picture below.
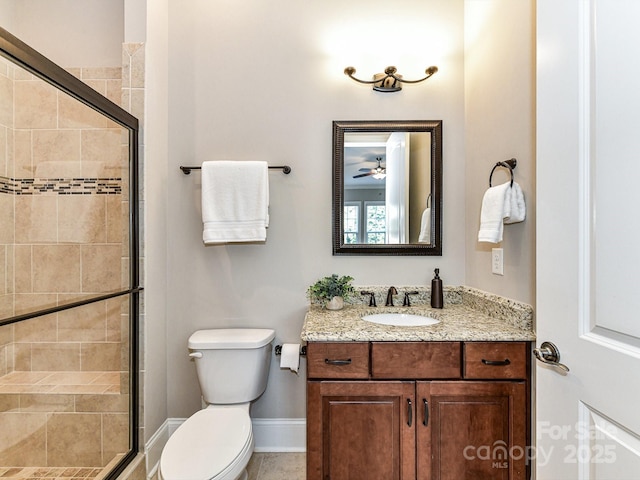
[417,381,526,480]
[307,381,416,480]
[537,0,640,477]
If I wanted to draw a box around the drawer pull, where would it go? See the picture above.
[407,398,413,427]
[481,358,511,366]
[423,399,429,426]
[324,358,352,366]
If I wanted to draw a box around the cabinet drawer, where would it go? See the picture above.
[464,342,528,379]
[371,342,461,379]
[306,342,370,379]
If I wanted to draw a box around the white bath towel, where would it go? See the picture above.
[504,181,526,224]
[478,182,512,243]
[418,207,431,243]
[201,160,269,244]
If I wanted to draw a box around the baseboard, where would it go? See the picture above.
[145,417,306,476]
[252,418,306,452]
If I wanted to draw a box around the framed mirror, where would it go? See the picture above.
[333,120,442,255]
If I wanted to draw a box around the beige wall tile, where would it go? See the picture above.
[14,196,58,244]
[14,81,58,129]
[102,413,129,466]
[14,314,57,343]
[81,343,120,371]
[47,413,102,467]
[13,129,33,178]
[0,323,13,347]
[0,246,6,295]
[32,130,82,169]
[58,195,107,244]
[0,295,14,321]
[0,412,47,466]
[13,342,31,371]
[14,293,58,316]
[0,196,14,244]
[130,48,145,89]
[14,246,32,294]
[75,394,128,413]
[0,74,13,128]
[19,394,75,412]
[31,343,81,371]
[81,245,121,292]
[0,394,19,412]
[58,301,106,342]
[81,129,121,166]
[106,196,124,245]
[58,92,107,130]
[81,67,122,80]
[32,245,81,293]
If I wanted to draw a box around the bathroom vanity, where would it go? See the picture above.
[301,286,535,480]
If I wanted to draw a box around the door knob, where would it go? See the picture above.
[533,341,570,372]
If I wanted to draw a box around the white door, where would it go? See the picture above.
[536,0,640,478]
[385,132,410,243]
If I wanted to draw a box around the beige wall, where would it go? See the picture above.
[162,0,467,420]
[463,0,536,306]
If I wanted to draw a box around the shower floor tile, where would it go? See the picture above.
[0,467,104,480]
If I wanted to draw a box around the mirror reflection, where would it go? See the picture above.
[333,121,442,255]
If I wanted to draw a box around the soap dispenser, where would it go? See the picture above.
[431,268,443,309]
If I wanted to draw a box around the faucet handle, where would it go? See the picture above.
[360,291,377,307]
[403,291,420,307]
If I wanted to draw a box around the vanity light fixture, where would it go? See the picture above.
[344,65,438,93]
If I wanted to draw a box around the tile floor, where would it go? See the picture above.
[0,467,105,480]
[247,453,306,480]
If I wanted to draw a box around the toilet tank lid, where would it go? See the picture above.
[188,328,276,349]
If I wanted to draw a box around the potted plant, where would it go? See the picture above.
[307,274,355,310]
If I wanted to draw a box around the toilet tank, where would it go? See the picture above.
[188,328,275,405]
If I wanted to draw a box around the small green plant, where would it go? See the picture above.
[307,274,355,303]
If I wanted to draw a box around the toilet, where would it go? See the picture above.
[159,328,276,480]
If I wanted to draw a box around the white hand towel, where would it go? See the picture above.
[504,181,526,224]
[478,182,512,243]
[201,160,269,244]
[418,207,431,243]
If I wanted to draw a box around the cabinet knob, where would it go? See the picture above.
[407,398,413,427]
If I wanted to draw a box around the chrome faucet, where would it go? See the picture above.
[385,286,398,306]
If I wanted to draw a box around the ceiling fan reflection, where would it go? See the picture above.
[353,157,386,179]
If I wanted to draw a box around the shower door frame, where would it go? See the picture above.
[0,26,141,480]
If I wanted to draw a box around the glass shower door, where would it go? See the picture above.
[0,26,140,480]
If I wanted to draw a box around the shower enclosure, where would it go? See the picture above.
[0,27,140,480]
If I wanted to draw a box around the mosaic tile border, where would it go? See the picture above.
[0,177,121,196]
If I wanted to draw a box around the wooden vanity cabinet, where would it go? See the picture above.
[306,341,530,480]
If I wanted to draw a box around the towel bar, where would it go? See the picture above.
[489,158,517,187]
[180,165,292,175]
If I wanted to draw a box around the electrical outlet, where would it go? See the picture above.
[492,248,504,275]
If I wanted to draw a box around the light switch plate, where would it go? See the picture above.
[492,248,504,275]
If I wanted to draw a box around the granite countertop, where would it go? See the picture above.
[300,286,536,342]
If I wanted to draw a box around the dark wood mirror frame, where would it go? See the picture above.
[333,120,443,255]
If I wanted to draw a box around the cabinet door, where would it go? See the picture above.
[416,381,527,480]
[307,381,416,480]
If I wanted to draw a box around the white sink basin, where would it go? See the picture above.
[361,313,440,327]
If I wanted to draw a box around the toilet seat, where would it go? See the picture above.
[160,406,253,480]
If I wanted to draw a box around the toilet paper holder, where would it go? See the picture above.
[275,345,307,356]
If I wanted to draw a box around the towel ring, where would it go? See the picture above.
[489,158,517,187]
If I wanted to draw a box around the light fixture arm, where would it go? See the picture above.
[344,65,438,92]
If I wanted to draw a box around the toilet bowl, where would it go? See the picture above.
[159,328,275,480]
[160,405,253,480]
